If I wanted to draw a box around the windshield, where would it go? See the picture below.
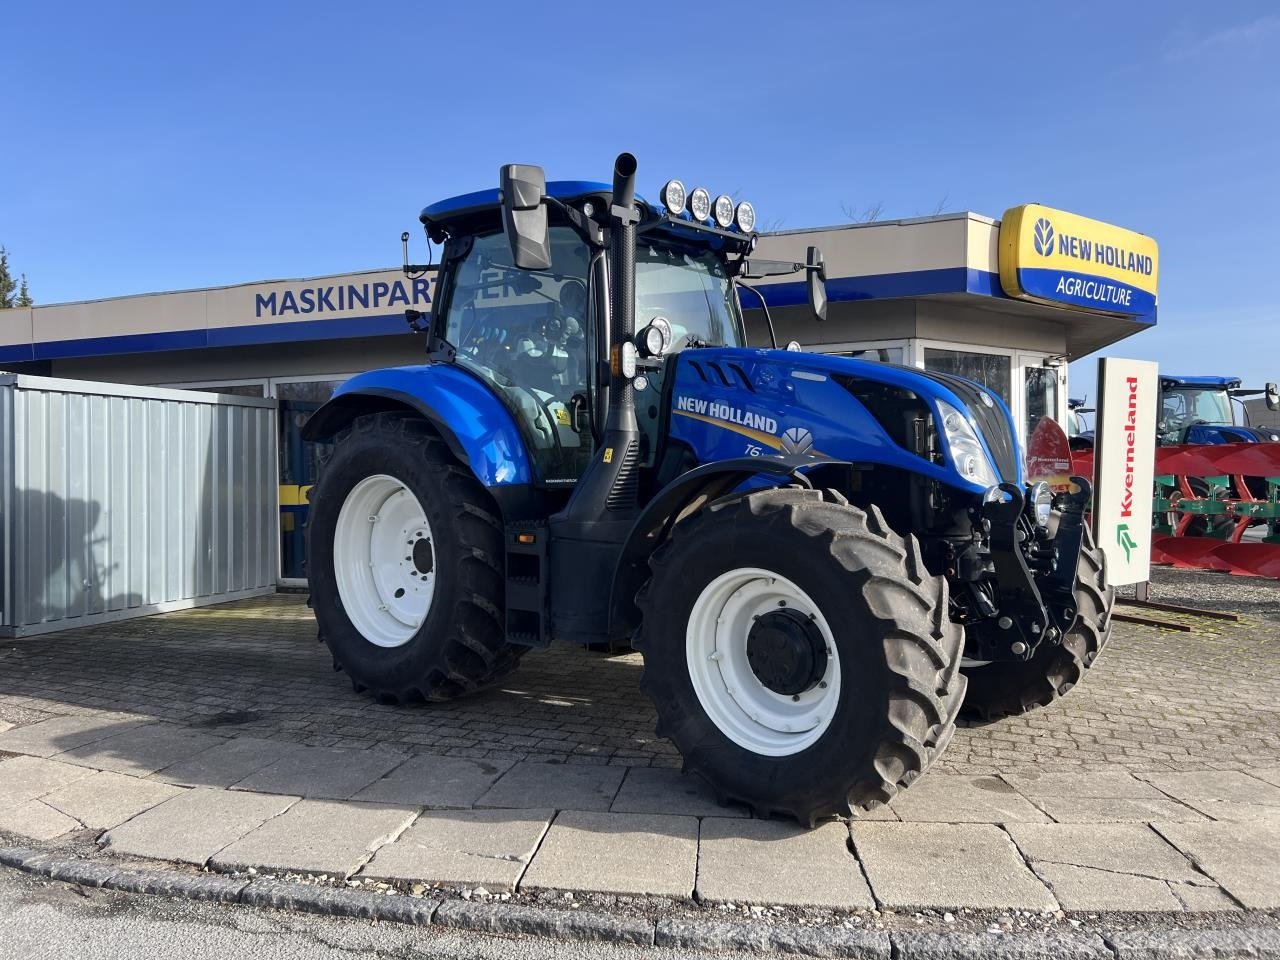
[1162,388,1232,427]
[635,242,743,348]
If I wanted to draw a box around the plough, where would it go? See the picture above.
[1073,443,1280,578]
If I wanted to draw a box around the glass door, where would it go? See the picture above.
[1019,355,1065,442]
[271,375,354,583]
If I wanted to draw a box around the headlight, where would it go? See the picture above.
[688,186,711,222]
[713,194,735,228]
[661,180,686,217]
[735,201,756,232]
[937,399,1000,487]
[638,316,672,358]
[1029,481,1053,527]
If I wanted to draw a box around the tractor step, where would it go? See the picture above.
[504,521,550,647]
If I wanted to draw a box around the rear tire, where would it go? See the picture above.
[635,487,966,825]
[307,412,523,702]
[960,526,1114,721]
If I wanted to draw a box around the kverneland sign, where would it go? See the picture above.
[1094,358,1158,586]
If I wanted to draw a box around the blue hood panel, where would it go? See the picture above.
[1184,423,1280,445]
[666,347,1021,493]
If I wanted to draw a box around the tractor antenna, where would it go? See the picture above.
[402,229,433,278]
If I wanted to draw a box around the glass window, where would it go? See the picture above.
[443,228,593,484]
[276,379,345,580]
[180,382,267,397]
[1023,366,1060,438]
[635,242,743,348]
[923,348,1011,404]
[1159,387,1232,442]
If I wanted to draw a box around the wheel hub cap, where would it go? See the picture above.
[685,567,842,757]
[746,609,828,696]
[333,474,436,649]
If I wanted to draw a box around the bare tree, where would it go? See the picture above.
[841,201,885,223]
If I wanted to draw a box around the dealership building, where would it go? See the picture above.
[0,207,1157,584]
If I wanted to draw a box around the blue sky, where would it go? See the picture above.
[2,2,1278,390]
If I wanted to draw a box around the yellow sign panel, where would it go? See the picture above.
[999,204,1158,317]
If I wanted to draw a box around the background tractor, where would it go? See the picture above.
[302,153,1114,824]
[1155,375,1280,446]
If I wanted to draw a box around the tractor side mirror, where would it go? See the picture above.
[499,164,552,271]
[806,246,828,321]
[1266,382,1280,411]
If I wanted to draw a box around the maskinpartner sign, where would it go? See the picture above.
[1092,358,1158,586]
[999,204,1158,316]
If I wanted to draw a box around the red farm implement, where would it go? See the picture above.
[1073,443,1280,578]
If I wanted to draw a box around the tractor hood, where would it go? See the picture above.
[803,350,1021,483]
[667,347,1023,493]
[1185,422,1280,444]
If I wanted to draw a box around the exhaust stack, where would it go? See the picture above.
[548,153,643,642]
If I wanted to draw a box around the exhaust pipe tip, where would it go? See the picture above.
[612,152,638,210]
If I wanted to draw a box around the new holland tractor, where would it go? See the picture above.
[302,153,1114,824]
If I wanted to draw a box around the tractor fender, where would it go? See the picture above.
[608,454,852,637]
[301,365,533,487]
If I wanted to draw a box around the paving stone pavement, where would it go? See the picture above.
[850,822,1060,911]
[101,787,299,865]
[1153,820,1280,909]
[0,567,1278,916]
[209,798,417,878]
[361,808,553,892]
[696,818,874,909]
[1,567,1277,776]
[1004,823,1213,912]
[519,811,699,898]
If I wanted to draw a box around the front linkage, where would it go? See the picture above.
[956,478,1092,663]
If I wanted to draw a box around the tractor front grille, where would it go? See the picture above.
[918,372,1020,482]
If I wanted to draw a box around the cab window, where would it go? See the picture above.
[442,228,593,484]
[635,243,743,348]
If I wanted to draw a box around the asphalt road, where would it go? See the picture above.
[0,869,731,960]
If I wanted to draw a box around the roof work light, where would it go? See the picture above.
[661,180,686,216]
[657,179,757,233]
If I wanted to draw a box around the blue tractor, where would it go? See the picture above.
[1156,375,1280,446]
[302,154,1114,823]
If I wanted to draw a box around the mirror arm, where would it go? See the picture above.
[734,281,778,349]
[737,258,806,279]
[544,196,605,247]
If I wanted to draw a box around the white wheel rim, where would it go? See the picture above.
[686,567,841,757]
[333,474,436,649]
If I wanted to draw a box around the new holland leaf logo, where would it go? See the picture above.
[1117,523,1138,563]
[780,426,814,454]
[1033,218,1055,257]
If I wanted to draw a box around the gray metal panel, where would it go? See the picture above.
[0,374,278,638]
[0,381,11,627]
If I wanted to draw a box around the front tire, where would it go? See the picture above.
[307,412,523,702]
[960,525,1114,721]
[635,487,966,825]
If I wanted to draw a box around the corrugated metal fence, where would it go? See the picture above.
[1,374,277,637]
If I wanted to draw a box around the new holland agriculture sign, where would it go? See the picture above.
[999,204,1158,316]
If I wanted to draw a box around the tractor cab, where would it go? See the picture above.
[1158,375,1280,444]
[413,174,818,496]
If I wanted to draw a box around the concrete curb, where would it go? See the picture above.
[1103,927,1280,959]
[3,847,1279,959]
